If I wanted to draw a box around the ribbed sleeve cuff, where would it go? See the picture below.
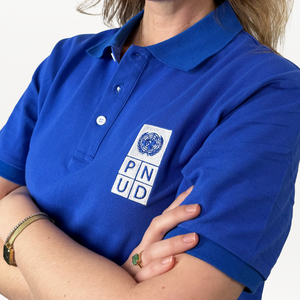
[0,159,26,185]
[164,227,264,293]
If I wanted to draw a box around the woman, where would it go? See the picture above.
[0,0,299,299]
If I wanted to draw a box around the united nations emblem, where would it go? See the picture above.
[137,132,164,156]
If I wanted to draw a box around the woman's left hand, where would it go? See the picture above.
[122,187,201,283]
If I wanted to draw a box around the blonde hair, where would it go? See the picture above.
[77,0,294,52]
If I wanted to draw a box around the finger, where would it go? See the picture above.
[163,186,194,214]
[134,256,175,283]
[141,203,201,245]
[141,233,199,266]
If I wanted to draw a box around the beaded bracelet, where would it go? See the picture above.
[4,212,49,245]
[4,212,54,267]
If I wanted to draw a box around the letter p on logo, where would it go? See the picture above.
[119,157,141,179]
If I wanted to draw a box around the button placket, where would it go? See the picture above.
[74,47,151,163]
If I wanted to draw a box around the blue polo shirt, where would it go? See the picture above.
[1,1,300,299]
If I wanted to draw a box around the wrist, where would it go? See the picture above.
[0,187,40,242]
[4,212,53,266]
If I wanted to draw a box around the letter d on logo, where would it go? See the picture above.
[129,182,152,206]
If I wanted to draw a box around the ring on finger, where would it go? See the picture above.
[132,250,144,268]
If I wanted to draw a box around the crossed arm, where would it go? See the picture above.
[0,177,244,300]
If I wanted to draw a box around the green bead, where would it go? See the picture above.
[132,253,139,265]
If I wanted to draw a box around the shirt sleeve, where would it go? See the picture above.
[165,75,300,293]
[0,35,99,185]
[0,38,71,185]
[0,61,46,185]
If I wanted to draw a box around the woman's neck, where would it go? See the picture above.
[141,0,216,46]
[121,0,216,55]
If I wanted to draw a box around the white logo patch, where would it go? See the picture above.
[111,125,172,205]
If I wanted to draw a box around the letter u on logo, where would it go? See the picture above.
[117,177,129,193]
[111,174,134,198]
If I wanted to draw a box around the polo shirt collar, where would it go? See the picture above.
[87,1,243,71]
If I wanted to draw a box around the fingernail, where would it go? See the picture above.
[161,256,173,265]
[185,204,198,213]
[183,233,196,243]
[185,186,194,194]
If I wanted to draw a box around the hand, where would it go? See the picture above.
[122,186,200,282]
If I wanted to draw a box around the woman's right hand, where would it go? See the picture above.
[122,186,201,282]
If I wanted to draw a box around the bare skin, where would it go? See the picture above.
[122,0,216,52]
[142,0,216,46]
[0,180,201,299]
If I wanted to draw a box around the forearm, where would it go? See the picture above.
[0,238,33,300]
[0,188,136,300]
[0,188,244,300]
[17,221,136,299]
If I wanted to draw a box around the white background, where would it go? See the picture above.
[0,1,299,299]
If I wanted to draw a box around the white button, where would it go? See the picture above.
[111,52,116,62]
[96,116,107,126]
[116,86,121,93]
